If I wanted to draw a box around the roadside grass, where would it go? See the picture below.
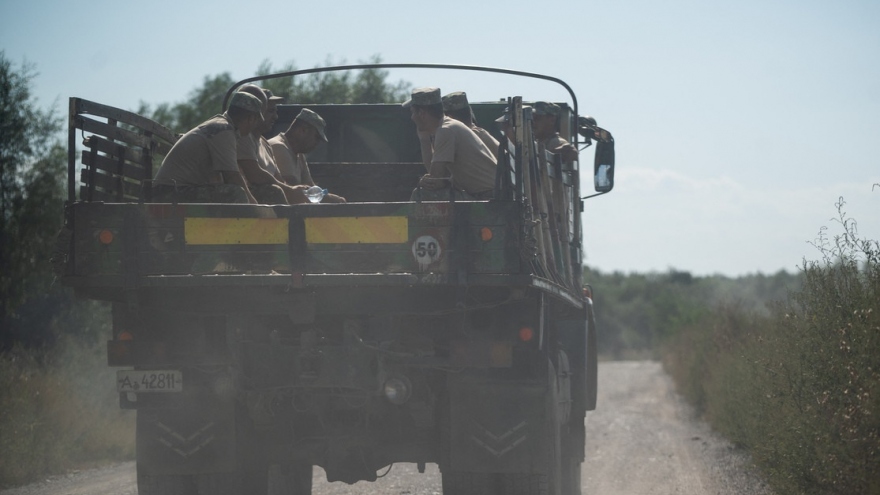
[662,201,880,494]
[0,334,134,487]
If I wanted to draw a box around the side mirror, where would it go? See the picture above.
[593,130,615,193]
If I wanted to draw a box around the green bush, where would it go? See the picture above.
[663,199,880,494]
[586,267,800,359]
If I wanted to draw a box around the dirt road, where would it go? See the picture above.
[0,361,772,495]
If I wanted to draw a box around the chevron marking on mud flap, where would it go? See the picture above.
[154,421,217,458]
[470,420,528,457]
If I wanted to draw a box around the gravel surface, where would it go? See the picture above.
[0,361,773,495]
[581,361,773,495]
[0,462,137,495]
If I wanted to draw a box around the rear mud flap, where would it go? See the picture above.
[447,376,551,474]
[136,398,236,475]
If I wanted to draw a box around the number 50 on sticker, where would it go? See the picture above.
[412,235,442,268]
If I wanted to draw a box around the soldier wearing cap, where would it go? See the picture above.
[152,91,263,203]
[268,108,346,203]
[442,91,500,159]
[236,85,309,204]
[405,87,497,200]
[532,101,579,164]
[494,105,532,143]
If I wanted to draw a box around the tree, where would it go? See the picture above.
[136,72,235,135]
[256,55,411,105]
[0,52,69,349]
[138,55,411,133]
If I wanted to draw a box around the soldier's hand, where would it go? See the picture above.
[323,193,346,203]
[419,175,448,190]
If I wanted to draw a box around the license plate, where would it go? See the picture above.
[116,370,183,393]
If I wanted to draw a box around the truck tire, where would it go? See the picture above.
[559,458,582,495]
[196,471,242,495]
[498,358,563,495]
[499,473,550,495]
[274,463,313,495]
[136,473,195,495]
[441,471,496,495]
[585,310,598,411]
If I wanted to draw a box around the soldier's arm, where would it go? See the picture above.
[418,132,433,172]
[220,171,257,204]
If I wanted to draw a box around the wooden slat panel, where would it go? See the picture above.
[76,115,152,151]
[74,98,177,145]
[76,116,173,156]
[80,168,144,199]
[83,135,148,165]
[82,149,148,181]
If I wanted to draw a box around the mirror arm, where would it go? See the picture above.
[581,191,610,200]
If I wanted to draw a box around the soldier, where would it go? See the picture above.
[532,101,579,164]
[152,91,263,203]
[405,87,497,201]
[236,84,309,204]
[441,91,500,159]
[494,104,531,143]
[268,108,346,203]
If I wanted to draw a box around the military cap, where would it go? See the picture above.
[441,91,469,112]
[239,84,269,108]
[229,91,265,120]
[402,87,441,108]
[264,89,285,103]
[533,101,561,116]
[294,108,328,142]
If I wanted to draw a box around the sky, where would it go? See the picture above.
[2,0,878,277]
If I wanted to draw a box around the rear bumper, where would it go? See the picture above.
[66,273,585,309]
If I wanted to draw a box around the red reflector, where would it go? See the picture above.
[118,331,134,341]
[480,227,493,242]
[99,229,114,245]
[519,327,534,342]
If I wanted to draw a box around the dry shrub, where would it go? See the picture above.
[0,336,134,487]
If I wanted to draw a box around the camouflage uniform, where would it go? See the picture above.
[533,101,577,160]
[250,135,288,204]
[442,91,500,158]
[249,183,287,204]
[268,109,327,186]
[153,91,264,204]
[237,132,287,204]
[406,88,497,199]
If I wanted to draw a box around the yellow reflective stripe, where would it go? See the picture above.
[305,216,408,244]
[184,218,289,245]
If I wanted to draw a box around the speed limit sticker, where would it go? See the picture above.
[412,235,442,268]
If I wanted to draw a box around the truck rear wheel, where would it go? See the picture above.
[559,458,582,495]
[273,463,313,495]
[136,473,195,495]
[499,473,551,495]
[196,471,246,495]
[441,471,497,495]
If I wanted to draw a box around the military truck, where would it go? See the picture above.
[58,64,615,495]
